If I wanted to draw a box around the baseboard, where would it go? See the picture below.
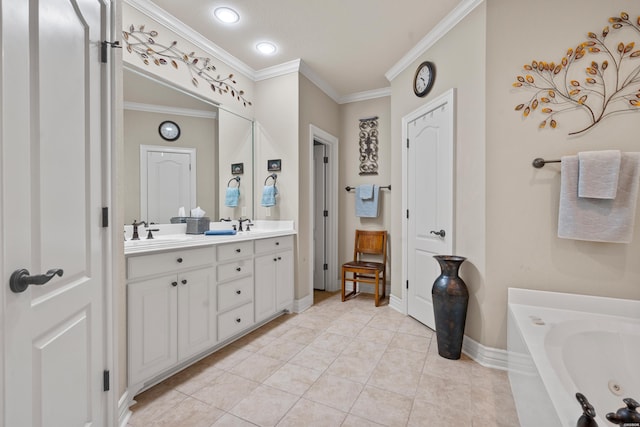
[293,293,313,313]
[389,294,405,314]
[462,335,509,371]
[118,390,133,427]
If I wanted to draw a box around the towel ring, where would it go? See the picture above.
[264,173,277,186]
[227,176,241,187]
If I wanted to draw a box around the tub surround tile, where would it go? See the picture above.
[129,291,519,427]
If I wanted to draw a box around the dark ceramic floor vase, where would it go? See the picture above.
[431,255,468,360]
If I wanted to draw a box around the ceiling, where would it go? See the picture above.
[144,0,462,100]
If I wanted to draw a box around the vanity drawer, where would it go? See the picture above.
[218,276,253,312]
[127,247,215,280]
[255,235,293,254]
[218,302,254,342]
[217,241,253,262]
[217,258,253,282]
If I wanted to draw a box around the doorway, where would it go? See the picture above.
[309,125,339,297]
[403,89,456,329]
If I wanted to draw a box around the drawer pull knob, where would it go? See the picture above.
[171,281,178,287]
[275,242,280,245]
[236,267,241,272]
[177,257,183,263]
[235,318,242,323]
[235,248,241,253]
[181,279,187,285]
[277,256,282,260]
[236,290,242,295]
[273,258,277,262]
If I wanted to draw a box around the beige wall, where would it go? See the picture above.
[339,98,392,278]
[483,0,640,348]
[390,3,488,339]
[298,75,340,297]
[123,110,218,223]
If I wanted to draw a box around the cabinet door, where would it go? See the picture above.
[276,249,294,310]
[254,253,277,322]
[128,276,178,386]
[177,267,217,360]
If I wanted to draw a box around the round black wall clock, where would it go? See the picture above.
[413,61,435,97]
[159,120,181,141]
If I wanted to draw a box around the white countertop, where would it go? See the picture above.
[124,220,296,256]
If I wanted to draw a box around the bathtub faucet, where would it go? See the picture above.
[606,398,640,426]
[576,393,598,427]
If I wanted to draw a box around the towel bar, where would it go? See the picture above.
[345,185,391,192]
[532,158,561,168]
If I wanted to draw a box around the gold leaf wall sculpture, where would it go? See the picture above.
[512,12,640,135]
[123,25,252,107]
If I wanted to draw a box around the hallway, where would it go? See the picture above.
[127,292,517,426]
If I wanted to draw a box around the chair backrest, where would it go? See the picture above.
[353,229,387,264]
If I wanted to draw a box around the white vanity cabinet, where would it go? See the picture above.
[254,236,294,322]
[127,247,216,387]
[216,241,255,341]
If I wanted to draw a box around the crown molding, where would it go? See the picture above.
[124,101,218,119]
[299,60,341,103]
[338,87,391,104]
[124,0,255,80]
[254,59,301,82]
[385,0,484,82]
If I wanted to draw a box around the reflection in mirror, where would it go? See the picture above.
[123,67,254,225]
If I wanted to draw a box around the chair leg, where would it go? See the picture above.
[341,268,346,302]
[374,271,380,307]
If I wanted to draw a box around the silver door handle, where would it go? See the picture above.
[10,268,63,293]
[430,229,446,238]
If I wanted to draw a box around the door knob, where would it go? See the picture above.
[430,229,446,238]
[10,268,63,293]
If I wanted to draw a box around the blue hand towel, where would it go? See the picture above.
[225,187,240,207]
[355,184,379,217]
[261,185,278,207]
[358,184,374,200]
[205,229,237,236]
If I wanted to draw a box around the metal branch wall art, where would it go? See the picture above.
[358,116,379,175]
[512,12,640,135]
[122,25,252,107]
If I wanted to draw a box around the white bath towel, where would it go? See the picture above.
[558,153,640,243]
[578,150,621,199]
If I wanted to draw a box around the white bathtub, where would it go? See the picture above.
[508,288,640,427]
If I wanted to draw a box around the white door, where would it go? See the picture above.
[141,146,196,223]
[1,0,108,426]
[405,89,455,330]
[313,142,327,290]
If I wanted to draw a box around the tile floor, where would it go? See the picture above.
[127,291,519,427]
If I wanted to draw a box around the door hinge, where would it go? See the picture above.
[323,263,328,270]
[407,138,410,148]
[101,41,121,63]
[406,209,409,219]
[102,207,109,228]
[103,370,110,392]
[323,210,328,217]
[406,280,409,289]
[323,156,328,164]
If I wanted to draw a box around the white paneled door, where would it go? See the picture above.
[1,0,109,426]
[405,89,455,330]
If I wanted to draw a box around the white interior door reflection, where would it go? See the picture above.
[141,145,197,223]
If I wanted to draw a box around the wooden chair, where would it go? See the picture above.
[341,229,387,307]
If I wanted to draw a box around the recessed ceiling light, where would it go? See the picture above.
[256,42,277,55]
[214,7,239,24]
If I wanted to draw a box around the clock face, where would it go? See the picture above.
[159,121,180,141]
[413,61,435,97]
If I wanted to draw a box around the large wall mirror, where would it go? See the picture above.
[124,67,254,225]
